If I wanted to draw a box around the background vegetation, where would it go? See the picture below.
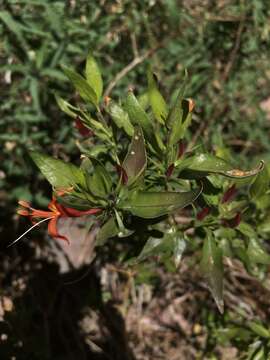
[1,0,270,359]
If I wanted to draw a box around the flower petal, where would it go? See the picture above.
[48,217,69,244]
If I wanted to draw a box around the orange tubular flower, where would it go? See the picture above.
[12,198,102,246]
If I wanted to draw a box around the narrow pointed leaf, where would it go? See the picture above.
[83,157,112,198]
[168,98,192,146]
[200,230,224,313]
[249,166,269,199]
[166,69,188,128]
[85,53,103,102]
[107,101,134,136]
[247,238,270,265]
[248,322,270,338]
[125,91,164,152]
[62,65,97,107]
[125,90,153,137]
[30,151,85,189]
[147,68,168,124]
[122,126,147,186]
[96,216,119,246]
[55,94,78,118]
[176,154,264,179]
[118,186,202,218]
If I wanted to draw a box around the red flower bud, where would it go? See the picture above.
[177,141,186,159]
[222,212,241,228]
[221,184,237,204]
[116,165,128,185]
[197,207,210,221]
[75,117,93,137]
[166,164,175,178]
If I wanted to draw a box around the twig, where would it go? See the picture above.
[103,46,160,98]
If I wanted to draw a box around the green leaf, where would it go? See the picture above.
[200,229,224,313]
[0,11,28,51]
[248,322,270,339]
[175,154,264,179]
[125,90,153,138]
[30,151,85,189]
[55,94,78,118]
[96,217,119,246]
[147,68,168,124]
[168,99,192,146]
[62,65,97,107]
[118,185,202,218]
[135,232,186,267]
[56,194,97,210]
[85,53,103,102]
[125,91,164,152]
[107,101,134,136]
[122,126,147,186]
[137,92,149,110]
[83,157,112,198]
[247,238,270,265]
[166,69,188,129]
[249,166,269,199]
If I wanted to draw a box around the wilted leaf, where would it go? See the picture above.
[62,65,97,107]
[200,229,224,313]
[118,185,202,218]
[30,151,85,189]
[85,53,103,102]
[122,126,147,186]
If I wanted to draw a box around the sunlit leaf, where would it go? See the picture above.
[30,151,85,189]
[55,94,78,118]
[85,52,103,102]
[125,90,164,152]
[147,68,168,124]
[200,229,224,313]
[107,101,134,136]
[62,65,97,107]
